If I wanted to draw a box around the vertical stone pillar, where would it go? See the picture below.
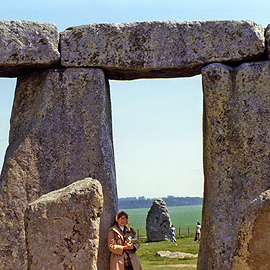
[0,68,117,270]
[231,190,270,269]
[199,61,270,269]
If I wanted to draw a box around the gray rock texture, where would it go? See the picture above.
[26,178,103,270]
[199,61,270,270]
[0,20,60,77]
[60,20,265,80]
[146,199,171,241]
[265,24,270,60]
[231,190,270,270]
[0,68,117,270]
[156,251,197,259]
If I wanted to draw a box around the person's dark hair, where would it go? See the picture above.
[116,211,128,221]
[197,222,200,225]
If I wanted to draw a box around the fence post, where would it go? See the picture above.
[137,229,139,239]
[188,227,190,235]
[179,227,181,237]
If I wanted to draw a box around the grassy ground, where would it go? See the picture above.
[137,235,199,270]
[119,205,202,269]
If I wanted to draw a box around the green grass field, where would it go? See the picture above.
[121,205,202,236]
[118,205,202,269]
[137,235,199,269]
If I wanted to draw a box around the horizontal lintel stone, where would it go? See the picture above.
[0,20,60,77]
[60,20,265,80]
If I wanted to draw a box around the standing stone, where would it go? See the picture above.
[146,199,171,241]
[199,61,270,270]
[264,24,270,60]
[26,178,103,270]
[0,68,117,270]
[60,20,264,80]
[0,20,60,77]
[231,190,270,270]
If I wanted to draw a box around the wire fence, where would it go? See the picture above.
[136,227,194,240]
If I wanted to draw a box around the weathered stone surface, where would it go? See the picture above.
[199,61,270,270]
[231,190,270,270]
[60,20,265,80]
[146,199,171,241]
[156,251,197,259]
[0,20,60,77]
[265,24,270,60]
[0,68,117,270]
[26,178,103,270]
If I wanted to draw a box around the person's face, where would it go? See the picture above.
[117,215,127,227]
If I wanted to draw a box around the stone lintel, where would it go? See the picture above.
[60,20,265,80]
[0,20,60,77]
[102,65,202,80]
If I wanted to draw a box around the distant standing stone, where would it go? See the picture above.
[146,199,171,241]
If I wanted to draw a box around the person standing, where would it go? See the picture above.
[194,222,201,241]
[108,211,142,270]
[170,224,176,242]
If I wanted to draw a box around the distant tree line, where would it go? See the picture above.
[118,196,203,209]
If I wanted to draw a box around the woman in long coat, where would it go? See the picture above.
[108,211,142,270]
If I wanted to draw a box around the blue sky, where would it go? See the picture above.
[0,0,270,198]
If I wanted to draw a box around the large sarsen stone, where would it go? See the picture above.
[0,68,117,270]
[231,190,270,270]
[26,178,103,270]
[60,20,264,80]
[199,61,270,270]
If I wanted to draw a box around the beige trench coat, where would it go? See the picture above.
[108,224,142,270]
